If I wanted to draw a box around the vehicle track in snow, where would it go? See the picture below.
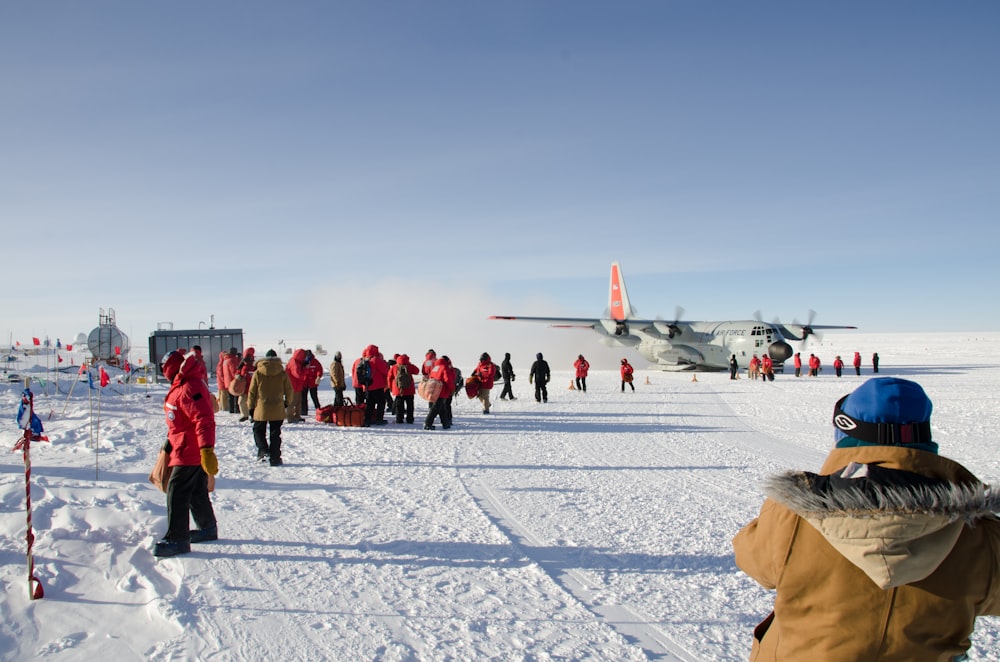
[460,468,700,661]
[451,377,831,660]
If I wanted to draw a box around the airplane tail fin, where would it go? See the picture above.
[608,262,634,321]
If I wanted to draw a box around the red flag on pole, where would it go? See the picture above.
[100,367,110,387]
[58,354,63,363]
[66,344,73,351]
[32,337,40,346]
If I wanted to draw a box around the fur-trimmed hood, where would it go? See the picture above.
[763,461,1000,588]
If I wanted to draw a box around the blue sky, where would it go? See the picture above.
[2,2,998,367]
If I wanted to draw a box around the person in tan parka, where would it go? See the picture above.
[328,351,346,407]
[733,377,1000,660]
[247,349,294,466]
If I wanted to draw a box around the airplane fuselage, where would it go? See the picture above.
[623,321,793,371]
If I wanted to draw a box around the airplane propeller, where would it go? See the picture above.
[793,310,821,347]
[667,306,684,338]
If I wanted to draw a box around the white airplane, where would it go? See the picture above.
[490,262,857,371]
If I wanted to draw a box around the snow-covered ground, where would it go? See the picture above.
[2,332,999,661]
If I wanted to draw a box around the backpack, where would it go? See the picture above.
[355,357,372,387]
[227,373,247,396]
[395,365,413,391]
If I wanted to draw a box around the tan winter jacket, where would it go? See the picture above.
[733,445,1000,661]
[329,359,346,390]
[247,357,294,422]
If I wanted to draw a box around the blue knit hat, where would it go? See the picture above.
[833,377,936,452]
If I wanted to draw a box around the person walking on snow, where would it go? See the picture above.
[808,353,820,377]
[221,348,241,413]
[360,344,390,426]
[421,349,437,410]
[498,352,516,401]
[424,356,456,430]
[529,353,551,403]
[247,349,294,466]
[237,348,256,421]
[302,350,323,415]
[833,355,844,377]
[285,349,309,423]
[733,377,1000,660]
[853,351,862,377]
[472,352,499,414]
[574,354,590,392]
[154,349,219,557]
[216,350,232,413]
[387,353,419,424]
[761,355,774,383]
[620,358,635,392]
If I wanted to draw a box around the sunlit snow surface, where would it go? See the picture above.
[2,333,998,660]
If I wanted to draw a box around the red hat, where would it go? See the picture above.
[160,349,185,381]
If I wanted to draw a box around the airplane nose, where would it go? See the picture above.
[768,341,793,363]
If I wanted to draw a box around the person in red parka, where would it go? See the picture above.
[361,344,390,426]
[574,354,590,392]
[853,351,862,376]
[793,352,802,378]
[420,349,437,411]
[424,356,456,430]
[216,350,231,413]
[221,348,240,414]
[154,349,219,557]
[761,355,774,383]
[472,352,500,414]
[301,350,323,416]
[387,354,420,424]
[285,348,309,423]
[833,355,845,377]
[237,347,256,422]
[808,353,821,377]
[422,349,436,378]
[620,358,635,392]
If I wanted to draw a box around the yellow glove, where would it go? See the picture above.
[200,448,219,476]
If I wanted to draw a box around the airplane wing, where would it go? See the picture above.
[489,315,602,328]
[776,323,858,341]
[489,315,686,337]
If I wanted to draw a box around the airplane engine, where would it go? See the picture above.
[768,340,793,363]
[598,319,640,346]
[651,321,680,339]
